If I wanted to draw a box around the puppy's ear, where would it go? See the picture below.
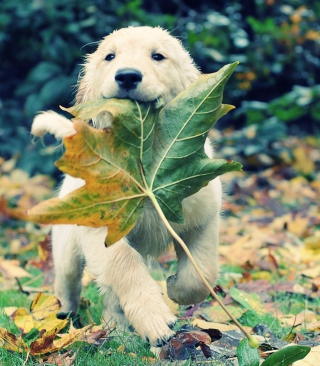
[75,73,94,105]
[177,44,200,87]
[178,57,200,89]
[75,78,87,104]
[74,54,97,104]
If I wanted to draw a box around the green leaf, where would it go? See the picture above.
[29,63,242,245]
[148,62,240,222]
[260,346,311,366]
[229,288,264,314]
[236,338,260,366]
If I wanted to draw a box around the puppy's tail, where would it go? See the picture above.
[31,111,76,139]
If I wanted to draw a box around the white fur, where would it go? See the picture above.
[31,26,222,346]
[32,111,76,138]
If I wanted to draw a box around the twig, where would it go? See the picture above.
[15,277,30,296]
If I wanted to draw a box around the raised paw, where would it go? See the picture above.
[167,273,209,305]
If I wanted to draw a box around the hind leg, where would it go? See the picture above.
[52,225,84,317]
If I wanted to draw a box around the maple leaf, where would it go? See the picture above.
[28,62,242,245]
[0,294,105,356]
[29,100,155,245]
[0,327,28,352]
[10,293,68,336]
[30,321,93,355]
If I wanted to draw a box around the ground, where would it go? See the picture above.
[0,132,319,365]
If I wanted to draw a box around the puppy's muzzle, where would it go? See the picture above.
[115,68,142,91]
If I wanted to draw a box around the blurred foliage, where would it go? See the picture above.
[0,0,319,176]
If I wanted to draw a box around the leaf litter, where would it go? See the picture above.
[0,64,319,364]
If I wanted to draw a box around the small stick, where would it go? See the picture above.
[15,278,30,296]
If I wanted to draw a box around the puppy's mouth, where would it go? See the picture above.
[102,93,164,108]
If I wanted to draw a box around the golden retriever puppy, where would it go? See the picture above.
[31,26,222,346]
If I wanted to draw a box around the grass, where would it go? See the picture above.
[0,282,156,365]
[0,255,317,364]
[0,336,157,366]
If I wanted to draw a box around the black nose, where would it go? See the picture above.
[115,69,142,91]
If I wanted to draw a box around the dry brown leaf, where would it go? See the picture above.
[192,318,252,333]
[0,259,32,279]
[219,233,263,266]
[280,309,317,328]
[299,264,320,279]
[292,345,320,365]
[0,326,28,352]
[45,350,76,366]
[304,234,320,250]
[292,147,315,175]
[160,329,212,360]
[142,356,156,363]
[30,322,92,355]
[271,214,309,238]
[194,304,245,323]
[3,307,18,317]
[77,324,113,345]
[53,322,93,348]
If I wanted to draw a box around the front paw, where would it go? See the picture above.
[146,321,176,347]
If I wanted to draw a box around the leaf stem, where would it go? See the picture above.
[148,191,258,347]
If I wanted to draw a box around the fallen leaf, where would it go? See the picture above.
[229,288,265,314]
[0,259,32,279]
[3,307,18,317]
[11,293,68,335]
[299,264,320,279]
[236,338,260,366]
[192,318,252,333]
[0,326,28,352]
[304,234,320,250]
[45,350,76,366]
[292,147,314,175]
[279,310,317,328]
[194,304,245,323]
[77,324,113,345]
[292,345,320,365]
[30,322,93,355]
[28,235,54,285]
[160,330,212,360]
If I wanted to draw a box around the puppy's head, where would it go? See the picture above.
[76,26,200,105]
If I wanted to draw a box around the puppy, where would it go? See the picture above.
[31,26,222,346]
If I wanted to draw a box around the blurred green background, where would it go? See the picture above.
[0,0,319,176]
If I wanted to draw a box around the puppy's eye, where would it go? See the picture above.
[105,54,115,61]
[152,53,165,61]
